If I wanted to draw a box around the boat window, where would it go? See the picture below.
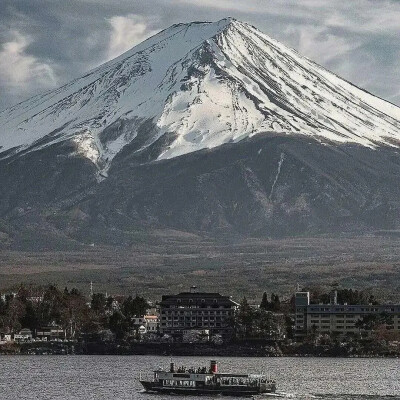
[205,376,213,385]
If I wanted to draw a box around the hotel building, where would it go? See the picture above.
[295,291,400,338]
[159,288,238,340]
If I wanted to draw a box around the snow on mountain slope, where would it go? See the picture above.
[1,17,400,175]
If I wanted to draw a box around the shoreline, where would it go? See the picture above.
[2,341,399,358]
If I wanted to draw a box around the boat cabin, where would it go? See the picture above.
[151,361,273,390]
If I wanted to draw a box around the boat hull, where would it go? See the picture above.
[140,381,276,396]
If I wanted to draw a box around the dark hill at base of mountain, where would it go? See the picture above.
[1,133,400,250]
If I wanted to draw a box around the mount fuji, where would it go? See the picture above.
[1,18,400,249]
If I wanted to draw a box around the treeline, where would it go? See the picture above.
[234,295,293,340]
[0,284,393,345]
[260,292,282,312]
[0,285,149,339]
[0,286,293,342]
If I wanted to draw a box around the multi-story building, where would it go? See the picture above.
[159,288,238,340]
[132,315,160,335]
[295,291,400,338]
[294,291,310,338]
[144,315,159,333]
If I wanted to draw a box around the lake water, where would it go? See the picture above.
[0,356,399,400]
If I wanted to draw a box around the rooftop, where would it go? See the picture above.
[160,292,238,306]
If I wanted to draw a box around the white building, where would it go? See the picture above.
[132,315,159,334]
[144,315,159,333]
[4,334,13,342]
[14,328,33,343]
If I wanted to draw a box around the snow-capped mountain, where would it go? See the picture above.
[1,18,399,177]
[1,18,400,249]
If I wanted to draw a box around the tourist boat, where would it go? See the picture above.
[140,360,276,395]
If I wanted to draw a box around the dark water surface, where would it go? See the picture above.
[0,356,399,400]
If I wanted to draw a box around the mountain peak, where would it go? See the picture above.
[218,16,239,25]
[0,18,399,175]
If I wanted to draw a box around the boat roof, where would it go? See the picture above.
[155,371,268,378]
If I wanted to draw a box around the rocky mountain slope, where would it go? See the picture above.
[1,18,400,249]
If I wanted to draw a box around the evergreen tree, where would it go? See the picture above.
[19,301,38,331]
[91,293,106,313]
[109,311,129,340]
[260,292,269,310]
[270,293,281,312]
[70,288,81,296]
[235,297,254,339]
[122,295,149,318]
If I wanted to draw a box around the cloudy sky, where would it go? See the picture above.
[1,0,399,111]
